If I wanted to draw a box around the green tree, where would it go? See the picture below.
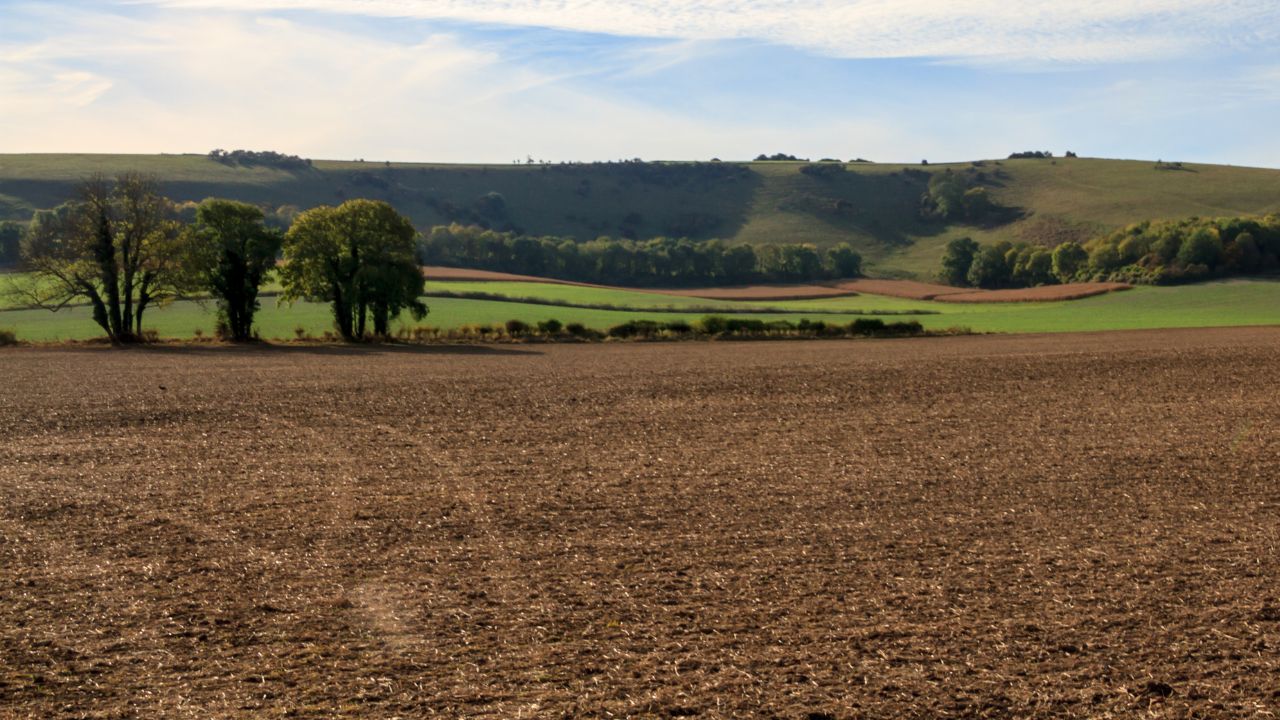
[188,199,283,341]
[1051,242,1088,282]
[720,244,757,283]
[279,199,426,340]
[825,243,863,278]
[940,237,979,286]
[1088,244,1123,274]
[1177,228,1223,268]
[1011,246,1054,286]
[925,174,966,219]
[961,187,993,220]
[0,222,23,267]
[967,244,1012,289]
[19,174,186,342]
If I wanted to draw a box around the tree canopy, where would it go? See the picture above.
[280,199,426,340]
[939,214,1280,288]
[187,199,283,341]
[418,224,861,286]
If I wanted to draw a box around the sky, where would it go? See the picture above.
[2,0,1280,165]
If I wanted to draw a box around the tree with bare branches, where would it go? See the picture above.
[19,173,188,342]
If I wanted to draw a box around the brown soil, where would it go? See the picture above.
[935,283,1132,303]
[649,285,859,301]
[3,328,1279,718]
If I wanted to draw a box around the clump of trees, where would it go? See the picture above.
[921,172,995,222]
[755,153,806,161]
[939,214,1280,288]
[939,237,1057,289]
[1008,151,1055,159]
[207,149,312,171]
[17,176,425,343]
[280,198,424,338]
[418,224,862,286]
[1077,215,1280,284]
[280,200,427,340]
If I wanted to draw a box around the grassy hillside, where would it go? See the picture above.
[3,154,1279,279]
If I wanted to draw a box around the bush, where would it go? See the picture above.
[536,319,563,334]
[883,321,924,336]
[797,318,823,334]
[565,322,590,337]
[661,320,693,335]
[607,320,661,338]
[697,315,729,334]
[0,328,16,346]
[765,320,795,333]
[848,318,886,335]
[505,319,531,335]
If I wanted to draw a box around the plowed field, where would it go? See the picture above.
[3,328,1279,718]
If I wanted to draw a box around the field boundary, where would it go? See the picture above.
[423,289,938,316]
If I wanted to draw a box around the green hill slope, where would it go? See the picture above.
[3,153,1279,278]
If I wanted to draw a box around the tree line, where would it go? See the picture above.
[418,224,863,286]
[939,214,1280,288]
[16,174,423,343]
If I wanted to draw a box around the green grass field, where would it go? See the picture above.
[2,277,1276,342]
[5,154,1280,279]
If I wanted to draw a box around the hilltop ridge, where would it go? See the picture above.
[3,153,1279,278]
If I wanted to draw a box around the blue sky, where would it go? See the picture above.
[2,0,1280,165]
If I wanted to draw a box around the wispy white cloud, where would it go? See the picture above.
[3,2,1280,165]
[0,5,919,160]
[129,0,1280,63]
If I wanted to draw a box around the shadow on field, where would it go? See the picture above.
[51,342,544,358]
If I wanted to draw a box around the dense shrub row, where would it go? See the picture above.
[939,214,1280,288]
[419,224,863,286]
[1079,215,1280,283]
[389,316,927,343]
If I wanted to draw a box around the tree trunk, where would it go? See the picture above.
[332,287,353,341]
[92,207,125,342]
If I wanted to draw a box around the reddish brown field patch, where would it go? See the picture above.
[2,329,1279,717]
[829,278,965,300]
[649,284,859,301]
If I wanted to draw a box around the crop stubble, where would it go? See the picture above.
[1,328,1279,718]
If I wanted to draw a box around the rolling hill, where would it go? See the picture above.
[3,153,1279,278]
